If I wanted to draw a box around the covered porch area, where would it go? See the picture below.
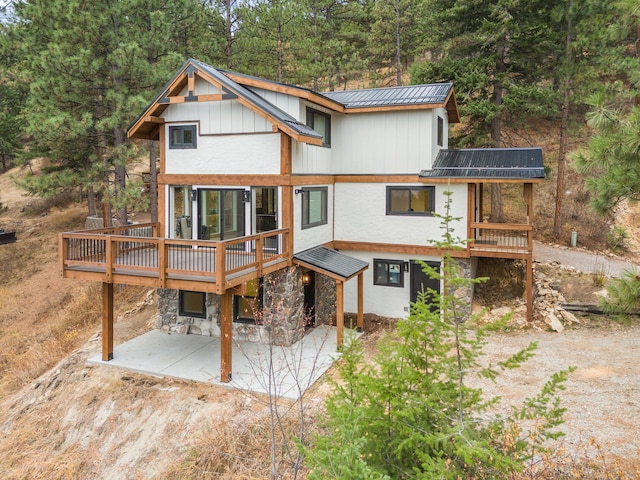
[88,325,350,400]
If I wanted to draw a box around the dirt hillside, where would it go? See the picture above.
[1,163,640,478]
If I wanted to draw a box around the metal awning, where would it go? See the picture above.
[293,246,368,281]
[420,147,545,180]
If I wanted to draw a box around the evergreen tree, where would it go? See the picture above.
[304,191,571,478]
[12,0,216,221]
[411,0,558,221]
[234,0,308,83]
[369,0,418,86]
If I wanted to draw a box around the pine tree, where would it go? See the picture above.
[12,0,216,221]
[304,191,572,478]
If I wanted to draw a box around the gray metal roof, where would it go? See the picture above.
[323,83,454,109]
[294,246,369,280]
[193,60,322,140]
[420,148,545,180]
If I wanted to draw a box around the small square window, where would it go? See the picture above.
[386,186,435,216]
[179,290,206,318]
[306,108,331,147]
[169,125,197,149]
[301,187,328,229]
[373,259,405,287]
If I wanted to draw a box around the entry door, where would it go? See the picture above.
[410,261,440,306]
[198,189,245,241]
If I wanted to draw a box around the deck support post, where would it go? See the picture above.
[357,273,364,332]
[102,282,114,361]
[526,255,533,322]
[336,281,344,349]
[220,290,233,382]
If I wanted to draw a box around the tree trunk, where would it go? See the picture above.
[148,140,158,223]
[277,23,283,83]
[490,61,506,223]
[225,0,233,68]
[114,126,128,227]
[87,185,97,216]
[554,6,573,238]
[395,0,402,86]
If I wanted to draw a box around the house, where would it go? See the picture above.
[59,59,544,383]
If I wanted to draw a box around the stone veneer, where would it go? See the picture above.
[314,273,336,327]
[156,266,310,346]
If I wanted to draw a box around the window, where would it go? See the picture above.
[374,259,405,287]
[179,290,206,318]
[234,278,263,323]
[437,116,444,147]
[302,187,328,229]
[169,125,197,149]
[306,107,331,146]
[386,186,435,216]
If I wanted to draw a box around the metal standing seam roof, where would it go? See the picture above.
[193,60,322,140]
[323,83,454,109]
[294,246,369,280]
[127,59,322,141]
[420,148,545,180]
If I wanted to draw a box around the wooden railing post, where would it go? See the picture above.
[215,242,226,293]
[105,237,113,281]
[158,238,166,288]
[255,235,263,278]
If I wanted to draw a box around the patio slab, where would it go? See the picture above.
[88,326,352,400]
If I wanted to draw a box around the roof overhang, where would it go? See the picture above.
[127,59,323,145]
[293,246,369,282]
[420,147,545,182]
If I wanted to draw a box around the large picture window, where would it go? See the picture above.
[302,187,328,229]
[179,290,206,318]
[374,259,405,287]
[306,108,331,147]
[169,125,197,149]
[386,186,435,216]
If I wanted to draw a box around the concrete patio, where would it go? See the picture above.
[88,325,351,400]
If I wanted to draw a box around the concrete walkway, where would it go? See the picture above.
[533,241,639,277]
[88,325,351,400]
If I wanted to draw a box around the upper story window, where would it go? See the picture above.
[306,107,331,147]
[302,187,328,229]
[386,186,435,216]
[437,116,444,147]
[169,125,197,149]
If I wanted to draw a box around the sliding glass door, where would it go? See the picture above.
[198,189,245,241]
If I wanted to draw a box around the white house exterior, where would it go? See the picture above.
[61,59,543,382]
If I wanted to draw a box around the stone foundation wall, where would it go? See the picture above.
[156,288,221,336]
[314,273,336,327]
[449,258,474,320]
[155,266,308,346]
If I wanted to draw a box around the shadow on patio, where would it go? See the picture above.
[88,326,352,400]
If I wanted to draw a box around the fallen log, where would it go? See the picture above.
[561,303,640,315]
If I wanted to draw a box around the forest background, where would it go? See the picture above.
[1,0,640,236]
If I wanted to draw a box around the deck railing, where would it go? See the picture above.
[60,223,290,291]
[469,222,532,256]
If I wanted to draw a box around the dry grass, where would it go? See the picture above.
[159,411,314,480]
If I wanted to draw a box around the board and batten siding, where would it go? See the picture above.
[333,182,468,245]
[248,87,301,120]
[165,132,281,175]
[330,110,435,175]
[342,250,442,319]
[292,184,334,253]
[162,79,273,135]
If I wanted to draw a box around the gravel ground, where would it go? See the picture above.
[474,324,640,470]
[534,241,639,277]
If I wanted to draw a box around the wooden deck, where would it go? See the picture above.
[469,222,532,258]
[59,223,291,294]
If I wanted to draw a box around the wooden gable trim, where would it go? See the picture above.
[222,72,346,113]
